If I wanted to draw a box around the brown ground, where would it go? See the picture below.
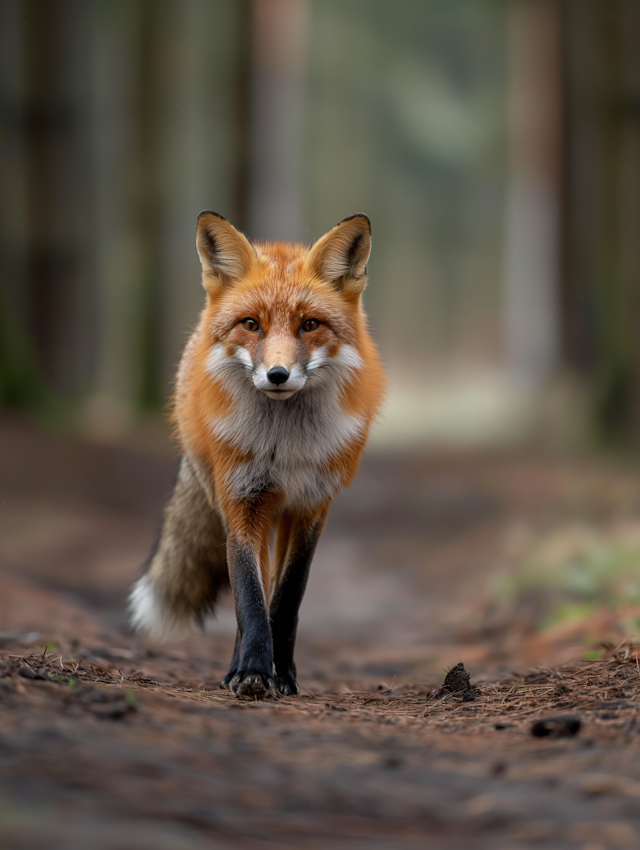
[1,414,640,849]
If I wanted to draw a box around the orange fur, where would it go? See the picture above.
[173,215,386,568]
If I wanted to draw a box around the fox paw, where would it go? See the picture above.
[275,673,300,696]
[229,670,277,700]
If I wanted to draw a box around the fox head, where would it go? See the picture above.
[195,212,372,401]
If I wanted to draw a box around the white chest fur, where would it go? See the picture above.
[210,378,364,510]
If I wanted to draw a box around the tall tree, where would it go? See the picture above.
[561,0,640,443]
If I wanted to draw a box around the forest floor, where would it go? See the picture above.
[1,414,640,849]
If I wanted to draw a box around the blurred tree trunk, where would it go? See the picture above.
[86,0,153,436]
[25,0,96,399]
[561,0,640,444]
[0,0,36,407]
[135,0,165,412]
[503,0,562,398]
[249,0,309,243]
[618,2,640,435]
[232,0,253,234]
[0,0,94,407]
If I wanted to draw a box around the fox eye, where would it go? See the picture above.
[302,318,320,332]
[241,317,260,332]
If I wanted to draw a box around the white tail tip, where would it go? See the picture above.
[129,575,193,641]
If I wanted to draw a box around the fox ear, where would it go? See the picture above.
[306,214,371,296]
[196,211,255,293]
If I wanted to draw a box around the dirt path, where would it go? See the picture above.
[1,415,640,849]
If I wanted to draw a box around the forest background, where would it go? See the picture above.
[2,0,640,451]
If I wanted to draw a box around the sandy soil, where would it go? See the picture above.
[1,414,639,849]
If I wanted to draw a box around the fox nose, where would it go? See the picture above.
[267,366,290,386]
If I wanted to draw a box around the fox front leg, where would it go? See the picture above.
[221,493,282,699]
[269,509,327,696]
[225,535,277,698]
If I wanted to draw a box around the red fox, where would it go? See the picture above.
[130,211,386,698]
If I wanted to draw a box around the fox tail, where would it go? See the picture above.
[129,456,228,640]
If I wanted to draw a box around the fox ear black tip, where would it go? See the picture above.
[197,210,228,224]
[338,212,371,232]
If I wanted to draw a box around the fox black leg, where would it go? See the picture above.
[226,536,276,699]
[270,513,326,695]
[220,630,241,690]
